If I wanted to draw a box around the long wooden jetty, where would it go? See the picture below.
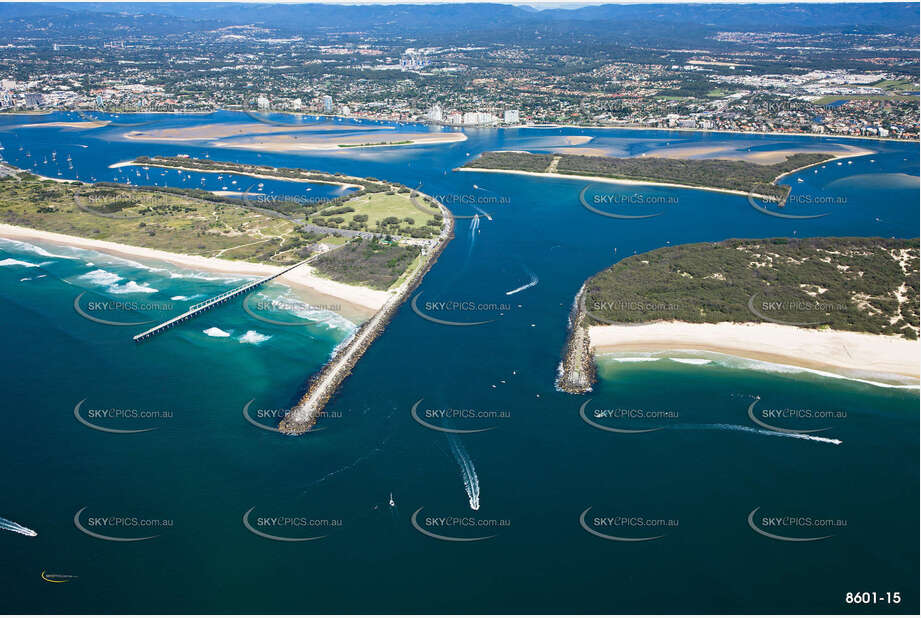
[132,259,311,342]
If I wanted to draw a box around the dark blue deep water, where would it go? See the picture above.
[0,111,918,613]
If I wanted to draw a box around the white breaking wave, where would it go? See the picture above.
[78,269,157,294]
[599,352,918,390]
[203,327,231,338]
[0,238,79,261]
[111,280,158,294]
[91,253,248,283]
[0,516,37,537]
[673,423,841,445]
[266,290,357,332]
[449,435,481,511]
[239,330,271,344]
[0,258,44,268]
[170,295,191,301]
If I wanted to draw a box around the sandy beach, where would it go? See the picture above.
[457,166,767,198]
[589,321,920,384]
[17,120,109,129]
[0,223,388,318]
[215,131,468,152]
[458,148,867,197]
[123,121,393,141]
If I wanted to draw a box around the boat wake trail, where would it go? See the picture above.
[469,214,480,241]
[506,265,538,296]
[673,423,842,445]
[463,214,481,268]
[449,435,481,511]
[0,516,37,537]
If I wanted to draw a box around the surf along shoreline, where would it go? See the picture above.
[1,164,456,433]
[557,279,920,394]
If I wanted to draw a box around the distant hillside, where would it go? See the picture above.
[582,237,920,339]
[2,2,917,36]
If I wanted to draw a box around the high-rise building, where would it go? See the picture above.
[256,96,270,110]
[462,111,498,126]
[321,95,334,113]
[503,109,520,124]
[426,104,443,122]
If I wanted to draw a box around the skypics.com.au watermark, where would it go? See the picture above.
[73,398,172,434]
[74,507,173,542]
[580,507,678,542]
[747,285,848,326]
[747,507,846,542]
[747,396,845,434]
[411,293,511,327]
[747,184,847,220]
[579,399,679,434]
[410,508,509,542]
[73,292,174,327]
[430,193,510,206]
[242,399,340,433]
[411,399,510,434]
[242,507,342,542]
[242,291,341,327]
[579,184,679,219]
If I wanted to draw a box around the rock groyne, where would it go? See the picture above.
[278,191,454,435]
[555,284,596,394]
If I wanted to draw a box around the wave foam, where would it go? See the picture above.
[203,327,231,338]
[0,238,79,261]
[78,268,157,294]
[239,330,271,344]
[0,258,44,268]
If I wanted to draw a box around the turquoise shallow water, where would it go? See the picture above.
[0,112,918,613]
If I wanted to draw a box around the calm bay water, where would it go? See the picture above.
[0,112,918,613]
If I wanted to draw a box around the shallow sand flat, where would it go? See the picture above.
[17,120,109,129]
[552,146,611,156]
[124,121,395,141]
[642,143,874,164]
[216,131,468,152]
[562,135,594,145]
[0,223,385,317]
[589,321,920,384]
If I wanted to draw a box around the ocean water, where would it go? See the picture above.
[0,112,918,613]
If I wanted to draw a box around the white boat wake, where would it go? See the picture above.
[449,435,481,511]
[506,266,538,295]
[0,516,37,537]
[465,214,481,263]
[674,423,841,445]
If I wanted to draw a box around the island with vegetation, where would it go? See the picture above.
[462,151,840,201]
[133,156,444,239]
[558,237,920,392]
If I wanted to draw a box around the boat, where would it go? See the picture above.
[388,493,395,507]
